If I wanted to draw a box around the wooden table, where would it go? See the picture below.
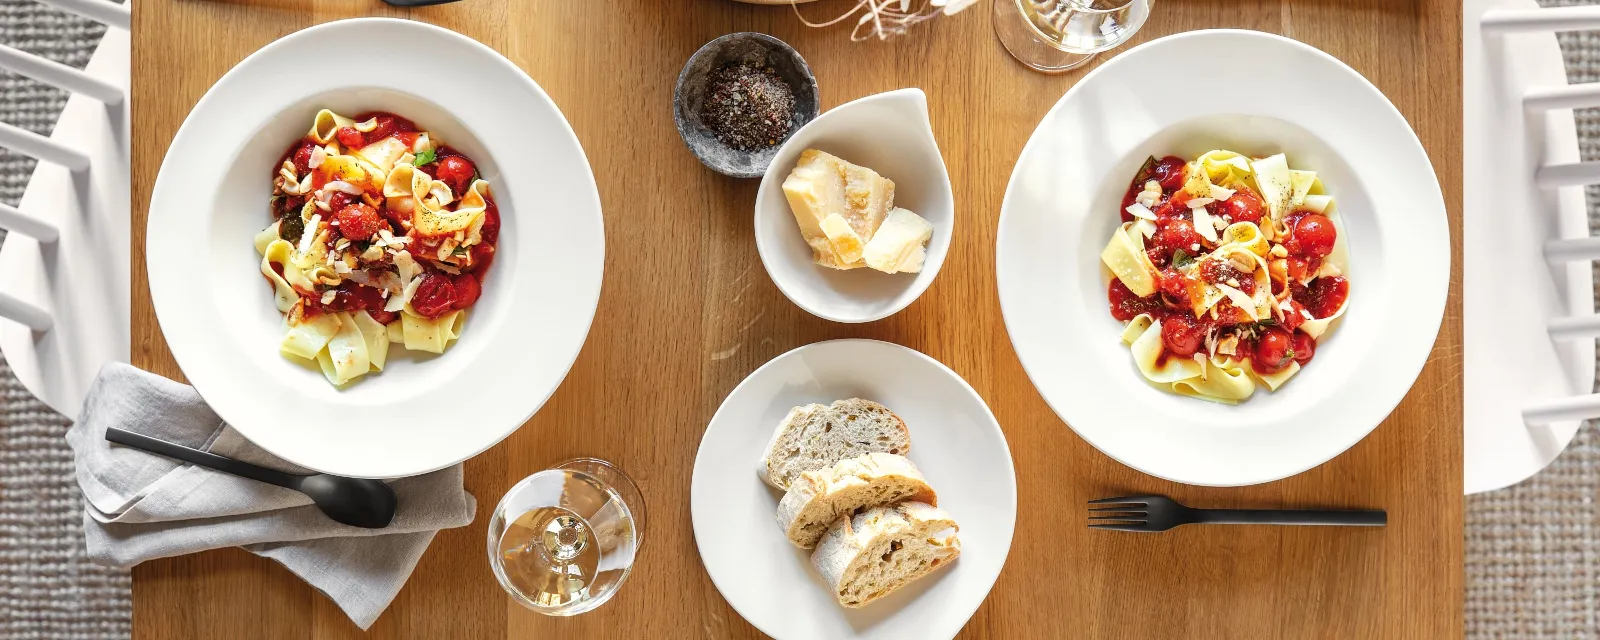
[131,0,1463,637]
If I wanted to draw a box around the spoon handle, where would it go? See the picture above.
[105,427,300,490]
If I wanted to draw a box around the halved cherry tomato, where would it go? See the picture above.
[1161,313,1206,357]
[452,273,481,310]
[1291,330,1316,365]
[410,273,456,319]
[336,126,364,149]
[1252,327,1295,375]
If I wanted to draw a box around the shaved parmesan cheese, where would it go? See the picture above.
[320,290,337,305]
[1215,283,1258,320]
[308,146,326,169]
[1187,197,1215,209]
[1191,204,1219,243]
[298,214,322,255]
[1316,260,1343,279]
[393,250,421,284]
[1209,184,1236,201]
[1133,218,1157,239]
[412,133,430,153]
[324,181,363,196]
[1125,202,1157,221]
[1136,180,1162,208]
[360,245,383,262]
[314,200,331,211]
[438,238,458,260]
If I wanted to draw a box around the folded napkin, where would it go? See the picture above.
[65,362,476,630]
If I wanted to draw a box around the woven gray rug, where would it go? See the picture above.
[1466,1,1600,637]
[0,1,131,638]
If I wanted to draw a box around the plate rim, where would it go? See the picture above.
[690,338,1017,640]
[995,29,1451,486]
[144,17,605,478]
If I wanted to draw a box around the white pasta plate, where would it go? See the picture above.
[691,339,1015,640]
[754,89,954,323]
[996,30,1449,486]
[145,18,603,478]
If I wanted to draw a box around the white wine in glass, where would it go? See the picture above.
[994,0,1154,73]
[487,458,645,616]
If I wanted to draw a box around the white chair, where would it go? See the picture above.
[0,0,129,420]
[1466,0,1600,493]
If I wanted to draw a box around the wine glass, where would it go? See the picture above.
[486,458,646,616]
[993,0,1154,73]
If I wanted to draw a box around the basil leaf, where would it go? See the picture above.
[1132,155,1160,186]
[413,148,435,166]
[278,212,305,244]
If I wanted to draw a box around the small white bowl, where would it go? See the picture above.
[753,89,953,323]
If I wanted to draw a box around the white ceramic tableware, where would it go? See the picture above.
[145,18,604,478]
[754,89,954,323]
[996,30,1449,486]
[691,339,1015,640]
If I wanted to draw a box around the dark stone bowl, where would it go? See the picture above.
[674,33,820,179]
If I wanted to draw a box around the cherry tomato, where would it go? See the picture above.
[1152,156,1187,192]
[470,243,495,273]
[1208,190,1265,225]
[1302,275,1349,320]
[1157,268,1190,303]
[334,203,385,241]
[435,155,475,195]
[1291,330,1316,365]
[335,126,364,149]
[1161,313,1206,357]
[1155,219,1203,255]
[452,273,481,310]
[1252,327,1295,375]
[290,143,318,173]
[326,191,354,213]
[365,115,397,143]
[1281,299,1308,331]
[1287,213,1337,259]
[368,309,398,325]
[1285,256,1309,282]
[410,273,456,319]
[1108,278,1159,322]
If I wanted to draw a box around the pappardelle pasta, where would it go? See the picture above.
[1101,150,1349,404]
[257,109,500,387]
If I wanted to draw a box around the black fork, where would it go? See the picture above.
[1088,495,1386,532]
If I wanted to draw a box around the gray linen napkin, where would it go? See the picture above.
[64,362,476,630]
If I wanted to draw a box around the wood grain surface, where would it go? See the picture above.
[130,0,1464,637]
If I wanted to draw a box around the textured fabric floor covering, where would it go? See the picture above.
[1465,1,1600,637]
[0,1,131,638]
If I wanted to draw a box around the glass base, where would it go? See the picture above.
[992,0,1098,73]
[555,457,646,551]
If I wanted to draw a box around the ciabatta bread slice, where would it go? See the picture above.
[811,501,960,608]
[776,453,935,549]
[757,399,910,491]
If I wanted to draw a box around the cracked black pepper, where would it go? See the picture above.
[700,63,796,152]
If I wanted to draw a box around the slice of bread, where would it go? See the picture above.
[811,501,960,608]
[776,453,936,549]
[757,399,911,491]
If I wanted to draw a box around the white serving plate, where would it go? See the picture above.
[691,339,1015,640]
[754,89,954,323]
[996,30,1449,486]
[145,18,604,478]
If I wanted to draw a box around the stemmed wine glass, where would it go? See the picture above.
[993,0,1154,73]
[486,458,646,616]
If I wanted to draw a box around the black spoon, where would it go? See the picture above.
[105,427,396,529]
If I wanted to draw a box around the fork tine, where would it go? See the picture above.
[1088,523,1150,532]
[1088,495,1153,505]
[1088,506,1147,514]
[1088,515,1145,521]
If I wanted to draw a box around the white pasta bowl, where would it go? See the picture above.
[692,339,1015,640]
[145,18,604,478]
[996,30,1449,486]
[754,89,954,323]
